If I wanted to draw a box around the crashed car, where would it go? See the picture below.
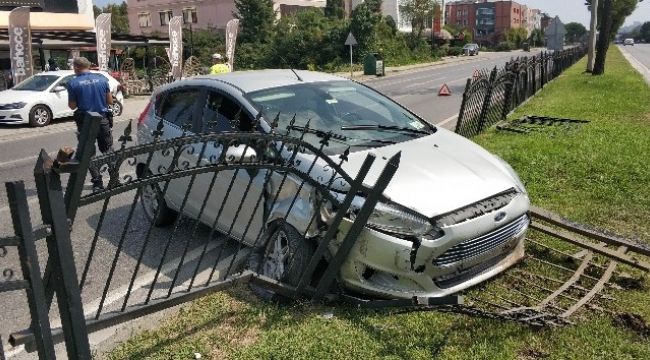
[136,70,530,299]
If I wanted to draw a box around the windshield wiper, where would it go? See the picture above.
[286,125,348,142]
[340,124,434,136]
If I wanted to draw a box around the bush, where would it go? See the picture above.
[447,46,463,56]
[495,41,514,52]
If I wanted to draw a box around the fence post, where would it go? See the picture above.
[34,150,91,359]
[540,51,546,88]
[454,78,472,134]
[312,152,401,300]
[6,182,56,359]
[501,71,515,120]
[477,67,498,134]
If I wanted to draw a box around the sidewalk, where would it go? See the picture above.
[336,48,545,81]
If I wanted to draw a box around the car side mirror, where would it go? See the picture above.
[225,145,257,164]
[52,85,66,93]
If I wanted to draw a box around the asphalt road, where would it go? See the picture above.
[0,50,530,358]
[618,44,650,84]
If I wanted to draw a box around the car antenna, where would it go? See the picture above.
[279,56,302,82]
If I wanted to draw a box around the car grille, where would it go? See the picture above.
[434,253,508,289]
[436,189,518,227]
[434,215,529,266]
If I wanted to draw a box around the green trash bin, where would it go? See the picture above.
[364,53,385,76]
[522,42,530,52]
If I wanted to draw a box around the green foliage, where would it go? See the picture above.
[350,2,382,58]
[640,21,650,42]
[503,27,527,48]
[93,3,129,34]
[185,28,225,66]
[399,0,439,39]
[528,28,544,47]
[565,22,587,44]
[586,0,639,38]
[495,41,514,51]
[235,0,276,44]
[324,0,345,19]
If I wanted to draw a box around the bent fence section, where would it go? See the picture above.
[455,47,587,138]
[0,114,403,359]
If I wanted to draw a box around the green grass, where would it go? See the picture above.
[107,47,650,360]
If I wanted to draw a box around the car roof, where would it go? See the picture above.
[192,69,348,93]
[35,70,114,78]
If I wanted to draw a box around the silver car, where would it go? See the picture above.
[136,70,529,299]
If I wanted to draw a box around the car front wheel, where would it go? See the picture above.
[140,169,177,226]
[29,105,51,127]
[111,101,123,117]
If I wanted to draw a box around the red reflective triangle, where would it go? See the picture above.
[438,83,451,96]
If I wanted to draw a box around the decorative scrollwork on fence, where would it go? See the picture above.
[182,56,206,78]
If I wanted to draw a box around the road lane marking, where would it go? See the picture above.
[437,114,459,127]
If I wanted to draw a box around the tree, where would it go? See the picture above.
[324,0,345,19]
[234,0,276,44]
[640,21,650,42]
[565,22,587,44]
[586,0,639,75]
[399,0,439,40]
[504,27,528,48]
[350,1,383,57]
[528,28,544,47]
[93,3,129,34]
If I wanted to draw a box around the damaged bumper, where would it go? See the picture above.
[334,193,530,299]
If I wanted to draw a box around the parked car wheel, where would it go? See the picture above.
[248,221,314,301]
[140,169,177,226]
[29,104,51,127]
[111,101,123,117]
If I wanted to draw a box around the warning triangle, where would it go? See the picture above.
[472,68,480,80]
[438,83,451,96]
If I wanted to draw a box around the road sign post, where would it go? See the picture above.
[345,32,357,79]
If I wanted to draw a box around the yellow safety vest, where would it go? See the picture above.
[210,64,230,74]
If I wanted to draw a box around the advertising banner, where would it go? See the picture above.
[168,16,183,80]
[96,13,112,72]
[9,7,33,85]
[225,19,240,71]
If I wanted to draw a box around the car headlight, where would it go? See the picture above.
[352,202,433,237]
[495,155,527,194]
[0,102,27,109]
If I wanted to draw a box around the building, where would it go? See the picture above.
[127,0,326,35]
[445,0,543,44]
[0,0,94,30]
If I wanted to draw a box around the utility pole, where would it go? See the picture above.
[587,0,598,72]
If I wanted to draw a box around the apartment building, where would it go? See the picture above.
[446,0,543,44]
[127,0,326,35]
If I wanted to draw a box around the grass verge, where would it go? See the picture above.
[106,46,650,359]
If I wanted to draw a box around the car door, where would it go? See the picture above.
[153,87,205,211]
[50,75,74,118]
[190,90,266,245]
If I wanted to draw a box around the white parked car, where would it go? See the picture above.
[623,38,635,46]
[0,70,124,127]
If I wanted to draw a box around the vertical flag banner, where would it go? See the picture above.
[225,19,240,71]
[9,7,33,84]
[168,16,183,80]
[95,13,112,72]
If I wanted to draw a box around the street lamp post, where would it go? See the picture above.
[587,0,598,72]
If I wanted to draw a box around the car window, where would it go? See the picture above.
[12,75,59,91]
[159,89,201,127]
[201,91,252,133]
[57,75,74,89]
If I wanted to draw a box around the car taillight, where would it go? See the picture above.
[138,100,153,126]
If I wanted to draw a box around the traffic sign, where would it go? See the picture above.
[345,32,357,46]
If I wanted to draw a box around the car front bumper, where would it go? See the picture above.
[333,193,529,299]
[0,108,29,124]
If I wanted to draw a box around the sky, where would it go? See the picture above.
[95,0,649,27]
[518,0,650,27]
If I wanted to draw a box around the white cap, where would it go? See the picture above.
[212,53,223,60]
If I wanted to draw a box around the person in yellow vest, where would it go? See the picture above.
[210,53,230,74]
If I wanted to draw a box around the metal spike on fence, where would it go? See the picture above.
[118,120,133,149]
[271,111,280,129]
[152,117,164,140]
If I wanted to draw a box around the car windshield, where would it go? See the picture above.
[246,81,434,154]
[12,75,59,91]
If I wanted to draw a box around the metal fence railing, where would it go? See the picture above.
[455,46,587,138]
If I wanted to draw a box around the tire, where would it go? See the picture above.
[248,221,314,301]
[29,105,52,127]
[111,101,123,117]
[139,169,177,226]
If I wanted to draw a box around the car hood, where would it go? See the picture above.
[0,89,41,104]
[338,128,520,218]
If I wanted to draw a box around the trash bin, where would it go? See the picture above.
[364,53,385,76]
[522,42,530,52]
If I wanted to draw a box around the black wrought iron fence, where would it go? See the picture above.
[2,113,411,358]
[455,46,587,138]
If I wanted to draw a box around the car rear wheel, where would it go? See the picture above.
[248,221,314,301]
[29,105,51,127]
[111,101,123,117]
[140,169,177,226]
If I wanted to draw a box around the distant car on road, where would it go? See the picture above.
[0,70,124,127]
[463,43,480,56]
[623,38,635,46]
[136,70,530,300]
